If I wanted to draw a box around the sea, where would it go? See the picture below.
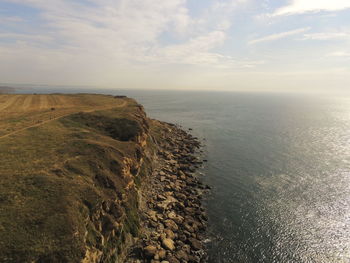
[17,87,350,262]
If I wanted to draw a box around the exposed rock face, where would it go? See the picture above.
[79,114,210,263]
[125,120,210,263]
[77,104,152,263]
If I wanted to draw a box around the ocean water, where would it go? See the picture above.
[17,88,350,262]
[117,90,350,263]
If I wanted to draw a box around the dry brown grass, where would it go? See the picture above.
[0,94,128,138]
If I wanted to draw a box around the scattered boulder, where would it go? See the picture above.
[164,229,175,240]
[175,249,189,261]
[188,238,202,251]
[162,238,175,251]
[144,245,157,257]
[125,121,208,262]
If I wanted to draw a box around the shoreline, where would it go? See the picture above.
[126,120,210,263]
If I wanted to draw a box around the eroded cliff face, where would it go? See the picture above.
[74,104,155,263]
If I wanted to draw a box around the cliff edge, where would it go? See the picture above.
[0,94,208,263]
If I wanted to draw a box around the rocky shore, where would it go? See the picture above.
[126,121,210,263]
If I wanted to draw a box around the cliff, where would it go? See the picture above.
[0,94,207,263]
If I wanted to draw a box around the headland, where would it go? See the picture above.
[0,94,208,263]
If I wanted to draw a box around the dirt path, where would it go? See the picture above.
[0,100,127,140]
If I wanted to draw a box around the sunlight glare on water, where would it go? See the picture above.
[112,90,350,262]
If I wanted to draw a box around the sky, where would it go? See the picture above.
[0,0,350,92]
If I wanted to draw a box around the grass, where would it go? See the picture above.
[0,94,150,262]
[0,94,128,137]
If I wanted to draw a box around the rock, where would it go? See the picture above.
[175,240,184,247]
[188,238,202,250]
[178,234,187,242]
[148,210,158,222]
[159,233,167,240]
[156,202,168,211]
[158,249,167,259]
[162,238,175,251]
[149,220,158,228]
[182,244,191,254]
[164,229,175,239]
[172,215,184,224]
[175,249,189,261]
[188,254,200,263]
[178,170,186,177]
[156,223,165,232]
[164,220,178,231]
[154,252,160,260]
[166,256,180,263]
[157,194,167,201]
[167,211,177,220]
[144,245,157,257]
[184,223,194,233]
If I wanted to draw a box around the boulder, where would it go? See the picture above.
[162,238,175,251]
[164,229,175,240]
[167,211,177,220]
[158,249,167,259]
[164,219,178,231]
[188,238,202,250]
[166,256,180,263]
[144,245,157,257]
[175,249,189,261]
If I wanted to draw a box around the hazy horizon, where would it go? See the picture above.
[1,0,350,92]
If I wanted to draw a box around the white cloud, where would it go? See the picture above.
[158,31,226,62]
[248,27,310,45]
[327,51,350,57]
[0,0,250,86]
[301,31,350,40]
[274,0,350,16]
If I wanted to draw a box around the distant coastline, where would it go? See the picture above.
[0,86,16,94]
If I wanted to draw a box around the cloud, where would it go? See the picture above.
[327,51,350,57]
[0,0,250,86]
[155,31,226,64]
[248,27,311,45]
[0,33,53,42]
[0,16,23,23]
[274,0,350,16]
[301,31,350,40]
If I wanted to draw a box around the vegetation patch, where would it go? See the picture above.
[63,113,142,141]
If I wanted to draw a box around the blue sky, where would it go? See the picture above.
[0,0,350,92]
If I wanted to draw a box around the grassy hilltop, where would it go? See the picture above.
[0,94,153,262]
